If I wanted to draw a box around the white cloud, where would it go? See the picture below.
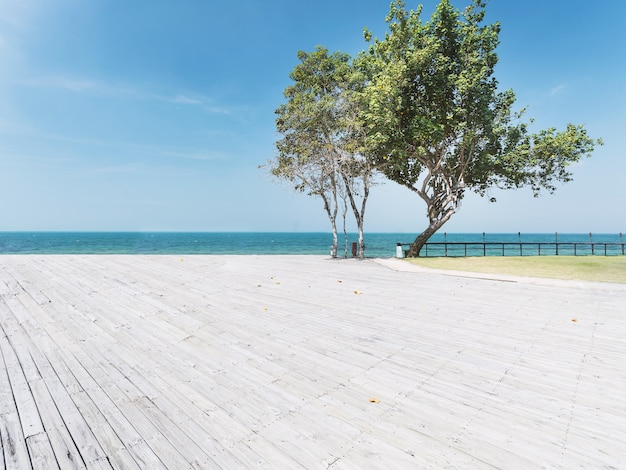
[87,163,145,175]
[27,76,138,97]
[107,142,230,163]
[549,83,567,96]
[151,148,229,162]
[0,119,108,146]
[170,94,203,105]
[26,75,237,115]
[204,104,235,116]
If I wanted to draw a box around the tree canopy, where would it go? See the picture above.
[269,0,601,257]
[360,0,600,256]
[270,46,376,257]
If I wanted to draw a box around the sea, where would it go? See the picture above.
[0,232,624,257]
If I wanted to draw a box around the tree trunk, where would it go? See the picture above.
[406,179,460,257]
[321,193,339,258]
[330,223,338,257]
[340,192,349,258]
[356,189,368,258]
[406,224,438,257]
[342,207,349,258]
[357,223,365,258]
[406,212,454,257]
[342,174,369,259]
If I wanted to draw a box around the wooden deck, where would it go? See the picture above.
[1,255,625,469]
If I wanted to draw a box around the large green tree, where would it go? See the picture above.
[360,0,601,257]
[270,46,376,257]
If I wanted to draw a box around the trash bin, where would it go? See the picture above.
[351,242,357,257]
[396,243,404,258]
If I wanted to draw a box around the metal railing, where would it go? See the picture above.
[398,233,626,257]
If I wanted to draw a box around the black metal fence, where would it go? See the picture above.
[398,233,626,257]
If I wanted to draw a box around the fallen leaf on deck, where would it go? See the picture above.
[337,280,342,283]
[369,398,380,403]
[571,318,577,322]
[354,290,362,295]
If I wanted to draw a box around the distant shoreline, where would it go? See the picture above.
[1,231,623,257]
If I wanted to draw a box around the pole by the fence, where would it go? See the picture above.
[482,232,486,256]
[555,232,559,256]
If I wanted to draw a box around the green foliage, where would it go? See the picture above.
[358,0,601,255]
[268,0,601,257]
[273,47,352,194]
[269,46,377,257]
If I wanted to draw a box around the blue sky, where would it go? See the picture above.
[1,0,624,234]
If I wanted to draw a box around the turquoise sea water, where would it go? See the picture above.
[0,232,623,257]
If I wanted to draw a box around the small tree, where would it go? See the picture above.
[270,147,341,256]
[271,47,349,256]
[337,71,377,258]
[269,46,377,258]
[361,0,601,256]
[338,150,375,258]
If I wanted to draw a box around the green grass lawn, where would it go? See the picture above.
[404,256,626,284]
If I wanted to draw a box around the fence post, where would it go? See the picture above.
[555,232,558,256]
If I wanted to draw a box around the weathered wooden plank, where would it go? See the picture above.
[26,432,61,470]
[0,327,32,469]
[5,272,203,468]
[132,395,216,468]
[68,390,141,470]
[2,289,100,469]
[60,354,167,470]
[0,409,31,470]
[58,334,212,468]
[28,378,86,470]
[34,349,111,467]
[110,398,188,470]
[0,323,46,440]
[1,254,625,468]
[72,333,270,468]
